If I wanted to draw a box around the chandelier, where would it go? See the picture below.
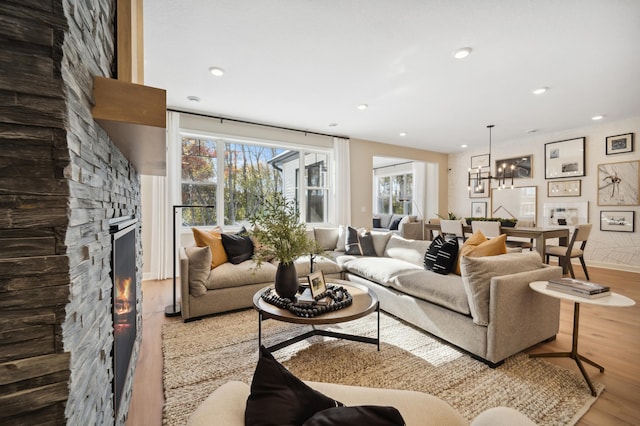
[467,125,514,192]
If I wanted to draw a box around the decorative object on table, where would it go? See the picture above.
[250,193,324,300]
[605,132,634,155]
[471,201,487,218]
[467,125,517,191]
[547,179,581,197]
[464,217,517,227]
[597,160,639,206]
[260,284,353,318]
[494,154,533,179]
[542,201,588,227]
[490,185,537,226]
[546,278,611,299]
[600,210,635,232]
[544,137,586,179]
[307,271,327,298]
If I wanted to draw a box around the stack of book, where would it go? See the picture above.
[546,278,611,299]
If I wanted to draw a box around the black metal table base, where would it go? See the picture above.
[530,302,603,396]
[258,304,380,353]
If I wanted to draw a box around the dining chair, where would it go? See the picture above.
[544,223,592,280]
[506,219,534,251]
[471,220,501,238]
[440,219,466,242]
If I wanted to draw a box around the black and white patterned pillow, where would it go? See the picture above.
[432,238,459,275]
[424,235,445,270]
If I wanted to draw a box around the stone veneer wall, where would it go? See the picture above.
[0,1,142,425]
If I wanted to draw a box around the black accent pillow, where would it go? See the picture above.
[303,405,405,426]
[221,228,254,264]
[389,216,403,231]
[372,217,382,228]
[432,237,459,275]
[245,346,343,426]
[345,226,377,256]
[424,235,445,270]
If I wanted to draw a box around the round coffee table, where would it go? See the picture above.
[253,279,380,353]
[529,280,635,396]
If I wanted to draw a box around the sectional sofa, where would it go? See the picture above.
[180,226,561,366]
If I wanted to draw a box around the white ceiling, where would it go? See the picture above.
[144,0,640,154]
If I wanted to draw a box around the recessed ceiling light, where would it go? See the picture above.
[460,144,468,148]
[209,67,225,76]
[592,115,605,121]
[187,96,201,102]
[399,132,407,137]
[453,47,472,59]
[328,123,338,127]
[527,129,538,133]
[357,104,368,110]
[532,87,548,95]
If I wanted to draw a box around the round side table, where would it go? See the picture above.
[529,280,635,396]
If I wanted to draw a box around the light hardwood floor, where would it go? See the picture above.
[125,266,640,425]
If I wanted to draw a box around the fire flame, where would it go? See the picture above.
[115,276,133,332]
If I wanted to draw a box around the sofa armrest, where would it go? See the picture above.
[179,247,191,320]
[486,265,562,363]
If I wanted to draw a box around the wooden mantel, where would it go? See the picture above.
[91,0,167,176]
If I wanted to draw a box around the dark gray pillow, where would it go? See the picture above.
[432,237,459,275]
[245,346,343,426]
[345,226,377,256]
[372,217,382,228]
[389,216,403,231]
[221,228,254,264]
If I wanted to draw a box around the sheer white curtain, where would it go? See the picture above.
[334,137,351,225]
[147,111,180,280]
[412,161,427,220]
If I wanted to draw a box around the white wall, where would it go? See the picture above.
[448,116,640,272]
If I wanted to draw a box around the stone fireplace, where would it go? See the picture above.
[1,1,142,425]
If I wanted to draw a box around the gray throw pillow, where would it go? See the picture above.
[185,246,211,297]
[345,226,377,256]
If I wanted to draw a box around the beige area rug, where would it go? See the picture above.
[162,309,603,425]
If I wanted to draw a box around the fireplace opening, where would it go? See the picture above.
[110,216,138,417]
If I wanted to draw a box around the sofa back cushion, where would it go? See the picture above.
[371,231,393,257]
[460,251,543,325]
[384,235,431,267]
[314,227,339,251]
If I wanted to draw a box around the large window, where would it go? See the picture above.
[375,172,414,215]
[180,135,332,227]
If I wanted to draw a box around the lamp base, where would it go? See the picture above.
[165,303,181,317]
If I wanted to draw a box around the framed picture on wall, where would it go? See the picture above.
[471,154,490,170]
[600,210,635,232]
[606,133,634,155]
[495,155,533,178]
[542,202,588,228]
[471,202,487,218]
[547,179,581,197]
[545,137,586,179]
[469,173,489,198]
[597,160,640,206]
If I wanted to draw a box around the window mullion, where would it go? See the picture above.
[216,139,225,226]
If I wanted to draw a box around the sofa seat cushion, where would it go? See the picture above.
[292,255,343,276]
[460,251,543,326]
[345,257,422,287]
[206,261,277,290]
[390,270,471,315]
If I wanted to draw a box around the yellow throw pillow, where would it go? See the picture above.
[192,227,228,269]
[455,231,507,275]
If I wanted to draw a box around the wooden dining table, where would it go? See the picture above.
[423,223,570,260]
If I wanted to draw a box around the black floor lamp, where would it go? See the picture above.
[165,204,216,317]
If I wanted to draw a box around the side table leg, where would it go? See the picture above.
[376,302,380,351]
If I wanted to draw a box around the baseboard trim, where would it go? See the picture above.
[585,260,640,274]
